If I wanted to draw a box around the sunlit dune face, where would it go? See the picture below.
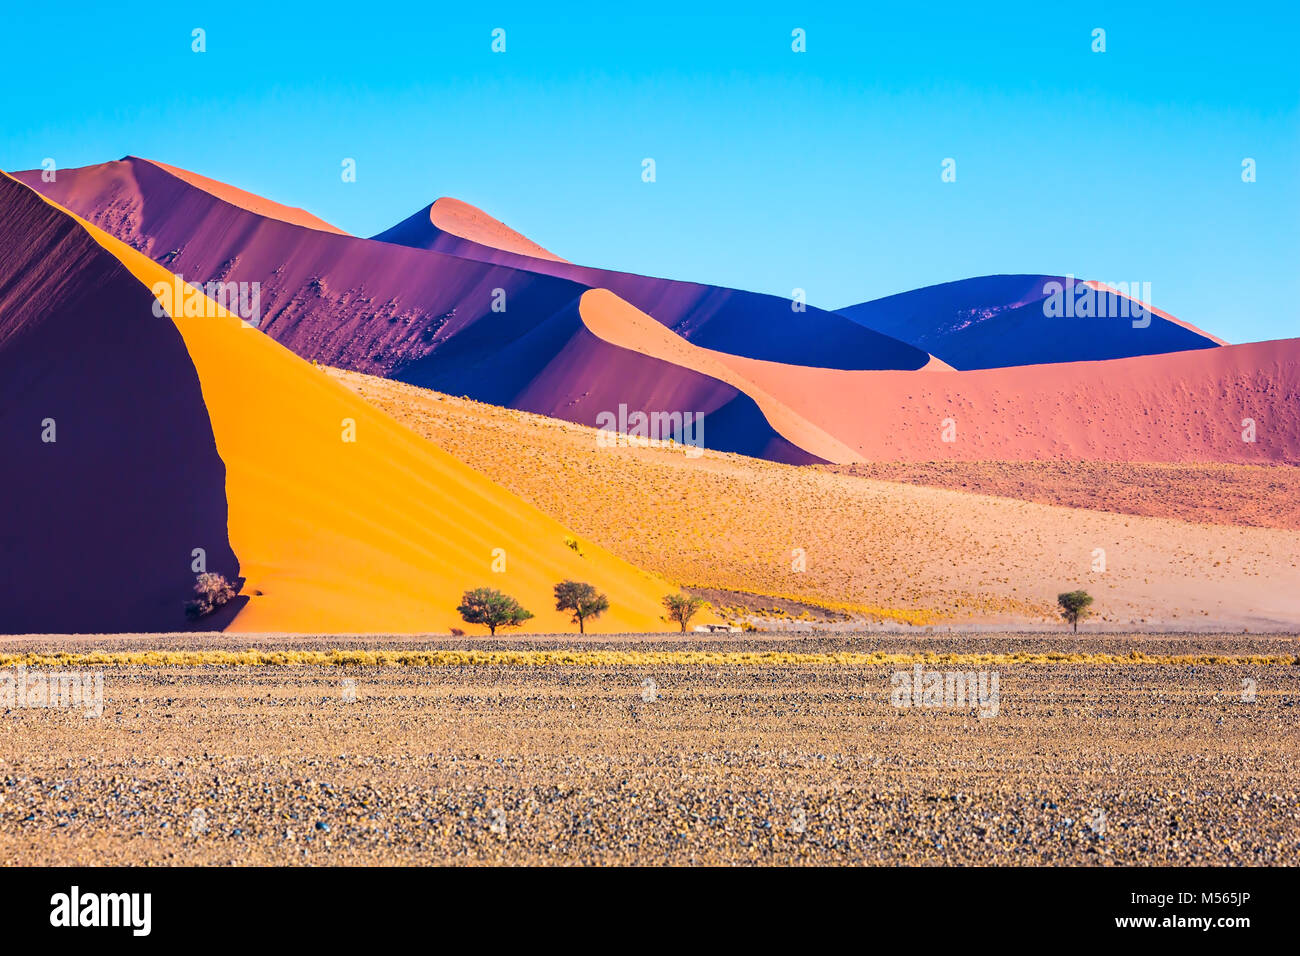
[140,158,348,235]
[430,197,567,262]
[26,190,685,634]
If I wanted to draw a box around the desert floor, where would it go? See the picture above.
[1,632,1296,866]
[330,370,1300,630]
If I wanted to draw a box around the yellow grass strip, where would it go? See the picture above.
[0,650,1295,669]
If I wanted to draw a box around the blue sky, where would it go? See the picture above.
[2,1,1296,343]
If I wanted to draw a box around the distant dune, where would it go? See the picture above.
[12,157,1297,470]
[577,289,1300,465]
[370,194,930,369]
[20,158,925,372]
[837,275,1224,369]
[374,196,568,262]
[709,336,1300,463]
[0,174,688,634]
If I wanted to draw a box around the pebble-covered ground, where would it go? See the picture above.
[0,634,1297,865]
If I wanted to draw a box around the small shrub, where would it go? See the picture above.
[185,572,237,619]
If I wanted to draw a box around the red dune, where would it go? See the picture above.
[0,174,693,634]
[23,158,925,372]
[709,339,1300,463]
[14,158,859,460]
[15,158,1295,469]
[141,158,347,234]
[575,289,1300,465]
[430,197,567,261]
[374,197,568,261]
[576,289,856,463]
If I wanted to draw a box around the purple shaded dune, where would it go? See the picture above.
[16,159,864,460]
[373,204,931,370]
[0,174,241,634]
[835,275,1223,370]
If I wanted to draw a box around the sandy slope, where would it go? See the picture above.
[141,158,347,234]
[709,336,1300,464]
[4,179,686,634]
[577,288,1300,465]
[430,197,568,261]
[829,462,1300,531]
[332,369,1300,629]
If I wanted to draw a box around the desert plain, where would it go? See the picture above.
[2,158,1298,869]
[1,632,1296,866]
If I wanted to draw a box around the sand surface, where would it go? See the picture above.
[332,369,1300,630]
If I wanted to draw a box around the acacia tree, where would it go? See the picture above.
[457,587,534,636]
[1057,590,1094,633]
[553,580,610,634]
[185,572,237,619]
[662,592,708,633]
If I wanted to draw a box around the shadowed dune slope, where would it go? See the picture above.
[19,160,1291,468]
[369,196,931,372]
[15,159,829,461]
[0,173,239,634]
[25,158,929,371]
[143,159,347,234]
[5,178,691,634]
[837,275,1224,370]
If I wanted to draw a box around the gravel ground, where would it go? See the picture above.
[0,635,1296,865]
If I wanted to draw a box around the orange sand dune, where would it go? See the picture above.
[25,188,684,634]
[429,197,567,262]
[140,157,346,235]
